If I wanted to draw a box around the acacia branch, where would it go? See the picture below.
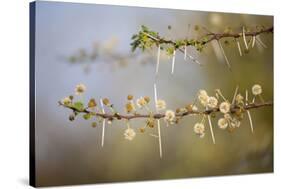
[132,25,273,56]
[60,101,273,121]
[204,26,273,44]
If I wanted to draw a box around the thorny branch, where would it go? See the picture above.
[131,25,273,54]
[59,101,273,121]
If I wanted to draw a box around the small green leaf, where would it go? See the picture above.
[83,113,92,120]
[73,101,84,111]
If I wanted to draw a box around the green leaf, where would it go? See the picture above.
[73,101,84,111]
[83,113,92,120]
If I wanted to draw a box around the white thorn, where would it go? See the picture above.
[157,119,162,158]
[252,96,256,104]
[100,98,106,147]
[252,36,256,48]
[243,26,248,50]
[154,83,158,104]
[236,39,243,56]
[154,83,162,158]
[247,110,254,133]
[245,90,254,133]
[232,86,239,104]
[156,45,161,75]
[208,115,216,144]
[217,40,231,69]
[171,50,176,74]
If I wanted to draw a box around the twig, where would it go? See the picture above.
[60,101,273,121]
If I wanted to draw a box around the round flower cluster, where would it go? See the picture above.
[124,128,136,141]
[193,123,205,138]
[61,96,71,105]
[217,113,241,130]
[252,84,262,96]
[136,97,149,108]
[219,101,231,114]
[156,99,166,110]
[198,90,218,109]
[235,93,244,105]
[164,110,175,124]
[75,84,86,95]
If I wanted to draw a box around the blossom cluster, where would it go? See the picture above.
[59,83,267,144]
[192,84,264,139]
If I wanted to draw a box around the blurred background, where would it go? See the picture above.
[34,1,273,186]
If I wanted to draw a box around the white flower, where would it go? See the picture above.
[61,96,71,105]
[207,96,218,108]
[218,118,228,129]
[235,93,244,104]
[199,90,208,96]
[192,105,198,111]
[219,101,231,114]
[164,110,175,123]
[75,84,86,95]
[156,99,166,110]
[124,128,136,141]
[193,123,205,136]
[136,97,147,108]
[252,84,262,95]
[198,90,209,106]
[230,118,241,128]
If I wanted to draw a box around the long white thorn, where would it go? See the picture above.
[156,45,161,75]
[245,90,254,133]
[243,26,249,50]
[252,36,256,48]
[154,83,158,103]
[232,85,239,105]
[157,119,162,158]
[100,98,106,147]
[217,40,231,69]
[207,115,216,144]
[171,50,176,74]
[155,86,162,158]
[154,83,162,158]
[247,110,254,133]
[236,39,243,56]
